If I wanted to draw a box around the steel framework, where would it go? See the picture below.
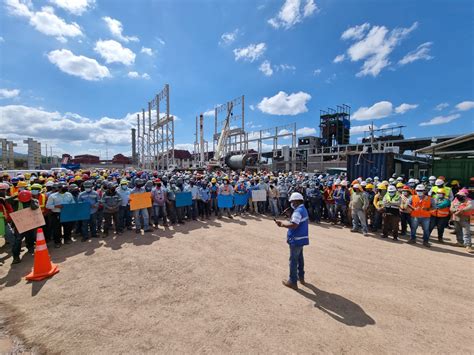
[134,84,175,170]
[213,95,245,155]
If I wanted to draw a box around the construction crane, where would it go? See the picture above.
[207,102,233,169]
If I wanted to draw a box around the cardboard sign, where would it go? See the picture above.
[130,192,152,211]
[0,212,5,236]
[60,202,90,222]
[175,192,192,207]
[10,207,45,234]
[251,189,267,202]
[218,195,233,208]
[234,194,248,206]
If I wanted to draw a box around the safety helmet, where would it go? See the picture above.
[351,180,359,186]
[289,192,304,202]
[366,177,372,182]
[341,180,348,187]
[0,182,10,190]
[396,177,403,182]
[402,185,411,191]
[211,178,217,183]
[387,185,397,193]
[429,176,436,181]
[353,184,361,191]
[389,178,395,183]
[377,183,387,190]
[18,190,32,203]
[366,183,374,189]
[451,180,460,185]
[435,179,444,186]
[83,181,94,188]
[334,179,341,185]
[374,176,379,181]
[396,182,404,188]
[30,183,43,190]
[437,188,445,195]
[120,179,129,185]
[360,181,367,187]
[408,178,415,184]
[17,181,28,188]
[415,184,426,191]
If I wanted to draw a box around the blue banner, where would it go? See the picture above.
[60,202,90,222]
[218,195,233,208]
[234,193,248,206]
[175,192,192,207]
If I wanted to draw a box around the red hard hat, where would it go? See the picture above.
[18,190,32,203]
[154,178,161,183]
[82,174,89,181]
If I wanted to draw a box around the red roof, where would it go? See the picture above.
[173,149,192,159]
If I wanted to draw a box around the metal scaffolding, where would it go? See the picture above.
[213,95,245,155]
[133,84,175,170]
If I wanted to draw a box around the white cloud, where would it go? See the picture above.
[419,114,460,126]
[352,101,393,120]
[395,103,418,114]
[333,54,345,63]
[127,71,150,80]
[268,0,319,29]
[257,91,311,116]
[455,101,474,111]
[341,23,370,40]
[399,42,433,65]
[102,16,139,43]
[5,2,83,42]
[379,122,399,129]
[296,127,316,135]
[249,105,255,111]
[276,64,296,71]
[434,102,449,111]
[0,36,4,43]
[140,47,154,56]
[233,43,266,62]
[0,89,20,99]
[259,60,273,76]
[0,105,136,155]
[157,37,165,45]
[219,29,239,46]
[350,124,373,135]
[313,68,321,75]
[49,0,95,15]
[203,109,215,117]
[175,143,194,152]
[48,49,111,81]
[342,22,418,77]
[94,40,136,65]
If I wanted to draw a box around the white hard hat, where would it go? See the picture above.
[374,176,379,181]
[408,178,415,183]
[353,184,360,190]
[360,181,367,187]
[389,178,395,183]
[289,192,304,202]
[335,179,341,185]
[388,185,397,192]
[435,179,444,186]
[416,184,426,191]
[429,176,436,181]
[341,180,348,187]
[396,177,403,181]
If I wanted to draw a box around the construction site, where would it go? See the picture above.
[131,84,473,182]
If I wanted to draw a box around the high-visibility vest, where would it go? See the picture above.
[431,186,452,199]
[411,195,431,218]
[431,205,450,218]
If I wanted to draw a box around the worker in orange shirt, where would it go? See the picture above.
[408,185,435,247]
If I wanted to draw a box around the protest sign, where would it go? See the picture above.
[130,192,152,211]
[234,194,249,206]
[251,190,267,202]
[10,208,45,234]
[60,202,90,222]
[176,192,192,207]
[218,195,233,208]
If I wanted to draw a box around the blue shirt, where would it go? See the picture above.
[78,190,100,214]
[287,204,309,246]
[116,186,131,207]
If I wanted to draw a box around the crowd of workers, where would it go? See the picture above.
[0,169,473,265]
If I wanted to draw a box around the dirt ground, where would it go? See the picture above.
[0,215,473,354]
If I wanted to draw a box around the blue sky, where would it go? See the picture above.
[0,0,473,158]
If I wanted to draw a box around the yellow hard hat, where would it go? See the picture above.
[17,181,28,188]
[451,180,459,185]
[25,173,31,179]
[396,182,404,188]
[377,183,387,190]
[366,183,374,189]
[211,178,217,183]
[382,180,389,186]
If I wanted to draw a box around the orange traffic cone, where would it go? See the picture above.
[25,228,59,281]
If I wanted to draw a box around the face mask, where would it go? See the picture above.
[290,202,297,209]
[389,192,395,196]
[31,190,40,196]
[120,185,127,190]
[402,191,409,196]
[85,188,92,192]
[438,194,445,199]
[18,188,25,192]
[416,191,424,196]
